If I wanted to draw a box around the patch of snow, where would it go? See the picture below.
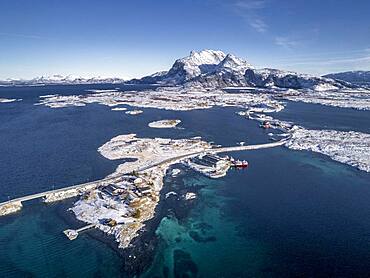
[111,107,127,111]
[165,191,177,198]
[171,169,181,177]
[125,110,143,115]
[0,201,22,216]
[313,83,338,91]
[148,119,181,128]
[39,94,58,98]
[0,98,18,103]
[185,192,197,200]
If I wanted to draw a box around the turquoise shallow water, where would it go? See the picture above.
[143,175,267,277]
[0,85,369,277]
[142,147,370,277]
[0,200,123,277]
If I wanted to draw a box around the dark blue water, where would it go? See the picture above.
[0,85,269,201]
[273,100,370,133]
[0,85,369,277]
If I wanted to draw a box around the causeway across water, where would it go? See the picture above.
[0,137,289,213]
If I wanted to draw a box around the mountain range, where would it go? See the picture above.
[130,49,354,90]
[0,75,125,86]
[323,71,370,87]
[1,50,365,90]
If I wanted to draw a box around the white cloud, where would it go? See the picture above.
[235,0,266,10]
[232,0,269,33]
[250,18,268,33]
[274,36,299,49]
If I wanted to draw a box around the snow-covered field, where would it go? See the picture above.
[98,133,211,176]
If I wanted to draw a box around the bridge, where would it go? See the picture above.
[0,137,289,216]
[208,138,289,154]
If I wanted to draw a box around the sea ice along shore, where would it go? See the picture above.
[148,119,181,128]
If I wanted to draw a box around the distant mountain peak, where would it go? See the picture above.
[130,49,356,90]
[186,49,227,66]
[165,49,227,82]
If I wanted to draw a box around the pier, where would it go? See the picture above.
[63,224,96,240]
[0,137,290,217]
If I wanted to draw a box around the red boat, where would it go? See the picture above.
[231,160,249,168]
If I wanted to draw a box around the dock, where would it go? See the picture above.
[63,224,96,240]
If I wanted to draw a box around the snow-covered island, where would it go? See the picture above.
[67,134,214,248]
[61,132,243,248]
[125,110,143,115]
[111,107,127,111]
[0,98,19,103]
[0,201,22,215]
[148,119,181,128]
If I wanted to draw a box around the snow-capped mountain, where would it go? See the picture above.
[162,49,228,84]
[0,50,360,90]
[0,75,125,86]
[130,49,354,90]
[323,71,370,87]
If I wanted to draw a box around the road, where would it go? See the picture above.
[0,137,289,208]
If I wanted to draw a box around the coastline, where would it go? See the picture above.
[57,165,198,277]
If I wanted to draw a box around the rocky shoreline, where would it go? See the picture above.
[56,165,199,277]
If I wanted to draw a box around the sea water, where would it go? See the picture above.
[0,85,369,277]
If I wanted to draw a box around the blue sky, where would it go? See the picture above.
[0,0,369,79]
